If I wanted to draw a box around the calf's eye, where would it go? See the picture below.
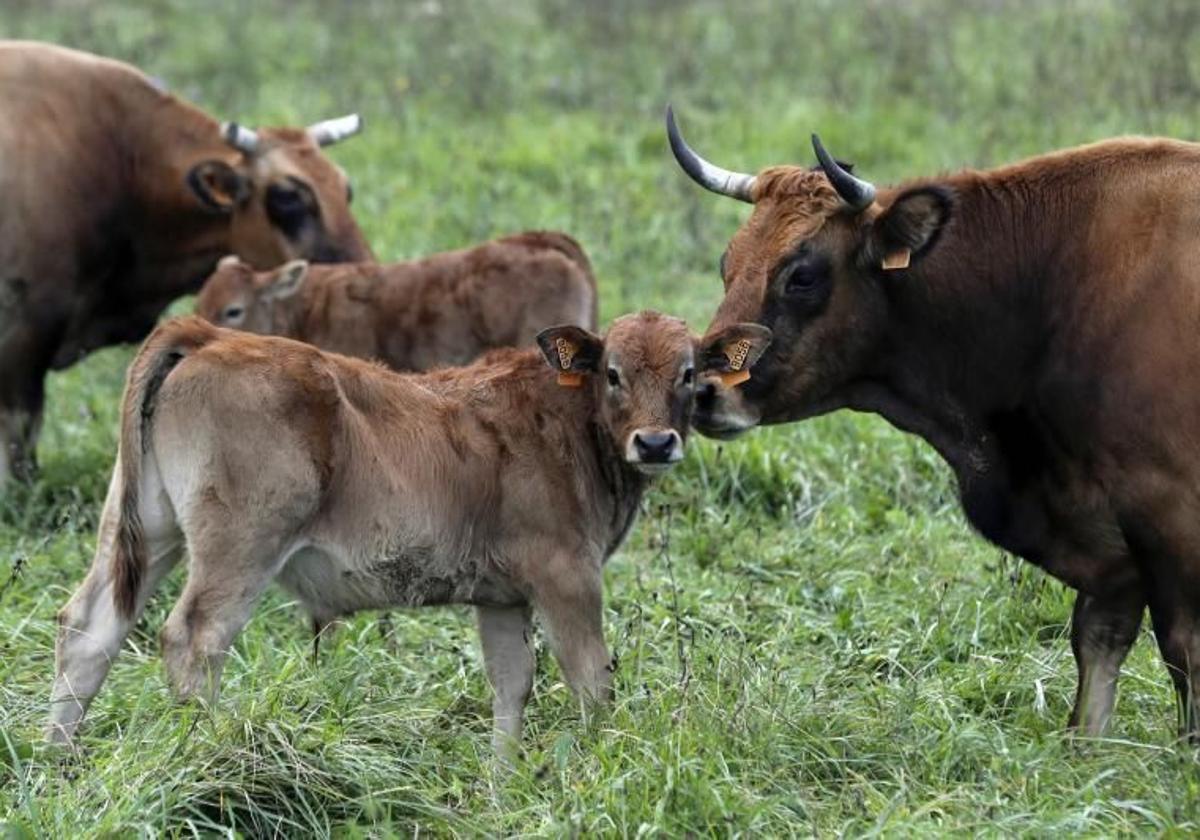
[223,305,245,321]
[607,368,621,387]
[682,368,695,386]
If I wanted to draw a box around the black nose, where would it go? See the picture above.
[696,381,718,412]
[633,430,677,463]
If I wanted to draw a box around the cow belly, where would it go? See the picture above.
[277,543,524,619]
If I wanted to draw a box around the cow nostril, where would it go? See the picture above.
[633,430,677,462]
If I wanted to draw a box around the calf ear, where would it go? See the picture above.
[186,160,250,213]
[266,260,309,299]
[536,325,603,386]
[868,186,953,271]
[698,323,772,387]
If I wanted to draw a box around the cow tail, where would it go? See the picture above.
[112,317,212,618]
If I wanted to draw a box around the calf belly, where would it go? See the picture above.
[278,543,525,621]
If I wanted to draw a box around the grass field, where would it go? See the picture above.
[4,0,1200,835]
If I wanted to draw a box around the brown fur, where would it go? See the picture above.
[49,311,730,752]
[693,134,1200,736]
[0,41,370,488]
[194,231,597,369]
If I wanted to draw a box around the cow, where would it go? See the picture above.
[194,231,598,370]
[667,105,1200,739]
[46,311,771,757]
[0,41,372,490]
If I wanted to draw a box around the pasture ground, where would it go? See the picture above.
[3,1,1200,835]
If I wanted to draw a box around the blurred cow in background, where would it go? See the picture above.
[0,41,371,489]
[196,231,597,370]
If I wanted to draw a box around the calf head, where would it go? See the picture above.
[666,107,953,438]
[194,256,309,333]
[537,311,770,475]
[185,115,373,266]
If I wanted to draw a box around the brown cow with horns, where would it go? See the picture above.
[0,42,372,489]
[668,105,1200,738]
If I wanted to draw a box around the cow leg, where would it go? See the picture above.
[47,468,182,743]
[476,605,534,762]
[0,302,59,490]
[1147,593,1200,739]
[1067,590,1144,735]
[532,559,614,710]
[160,534,284,704]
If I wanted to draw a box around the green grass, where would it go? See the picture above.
[5,0,1200,835]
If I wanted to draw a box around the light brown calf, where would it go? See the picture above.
[195,231,597,370]
[47,312,770,756]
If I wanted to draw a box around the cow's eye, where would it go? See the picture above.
[266,180,315,233]
[780,259,826,297]
[607,368,621,387]
[681,367,695,386]
[223,305,245,321]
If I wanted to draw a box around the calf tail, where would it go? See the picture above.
[112,317,215,618]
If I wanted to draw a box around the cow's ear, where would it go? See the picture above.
[536,325,603,386]
[186,160,250,213]
[868,186,953,271]
[266,260,309,299]
[698,323,772,387]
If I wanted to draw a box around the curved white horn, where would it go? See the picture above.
[220,122,261,155]
[307,113,363,147]
[665,105,756,203]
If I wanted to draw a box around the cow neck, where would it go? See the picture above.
[850,166,1090,478]
[520,363,649,551]
[118,75,241,293]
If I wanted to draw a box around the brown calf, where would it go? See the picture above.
[47,313,769,756]
[194,231,597,369]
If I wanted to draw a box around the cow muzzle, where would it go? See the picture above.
[625,427,684,475]
[692,374,762,440]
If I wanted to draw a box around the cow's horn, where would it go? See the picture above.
[307,114,363,147]
[220,122,261,155]
[811,133,876,210]
[666,105,755,203]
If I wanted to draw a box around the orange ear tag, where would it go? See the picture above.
[718,338,753,388]
[718,369,751,387]
[882,248,911,270]
[555,337,583,388]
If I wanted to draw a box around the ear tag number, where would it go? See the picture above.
[882,248,911,270]
[556,337,583,388]
[719,338,753,387]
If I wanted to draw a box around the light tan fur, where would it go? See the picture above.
[48,311,725,758]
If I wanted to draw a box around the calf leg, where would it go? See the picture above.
[532,558,614,709]
[1068,590,1144,735]
[477,605,534,761]
[159,533,286,704]
[48,470,182,743]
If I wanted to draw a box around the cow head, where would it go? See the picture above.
[536,311,768,475]
[185,115,373,267]
[194,256,309,334]
[666,107,952,438]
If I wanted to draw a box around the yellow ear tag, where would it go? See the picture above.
[718,338,753,387]
[555,337,584,388]
[882,248,911,270]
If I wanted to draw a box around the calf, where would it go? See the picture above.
[48,312,770,755]
[195,231,597,369]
